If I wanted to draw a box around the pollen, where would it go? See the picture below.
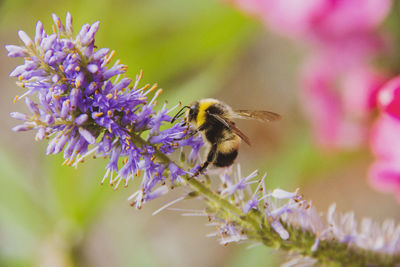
[141,84,151,91]
[149,83,158,93]
[16,82,25,88]
[106,93,113,99]
[75,66,80,72]
[105,50,116,64]
[137,69,143,81]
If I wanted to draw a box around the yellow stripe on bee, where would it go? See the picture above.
[217,135,241,153]
[196,99,218,127]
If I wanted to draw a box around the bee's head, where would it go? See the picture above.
[187,101,199,123]
[170,101,199,124]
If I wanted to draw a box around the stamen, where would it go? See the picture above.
[113,175,123,190]
[152,196,185,216]
[137,84,150,92]
[101,168,111,185]
[133,70,143,89]
[143,83,158,96]
[104,50,116,65]
[149,89,163,105]
[167,102,182,113]
[73,146,99,168]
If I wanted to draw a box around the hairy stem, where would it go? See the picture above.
[131,133,400,266]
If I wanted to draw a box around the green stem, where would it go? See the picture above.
[130,133,400,266]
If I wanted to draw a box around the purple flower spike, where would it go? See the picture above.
[8,12,203,207]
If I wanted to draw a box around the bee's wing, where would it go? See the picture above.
[207,112,251,146]
[233,110,281,122]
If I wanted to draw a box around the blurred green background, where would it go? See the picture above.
[0,0,399,266]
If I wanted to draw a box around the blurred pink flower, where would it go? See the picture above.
[301,56,385,149]
[232,0,391,150]
[377,75,400,119]
[369,114,400,203]
[342,68,386,118]
[232,0,399,202]
[232,0,392,44]
[309,0,391,41]
[233,0,322,38]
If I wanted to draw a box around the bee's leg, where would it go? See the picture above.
[190,143,217,179]
[178,124,206,141]
[186,128,199,138]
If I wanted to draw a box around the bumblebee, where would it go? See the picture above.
[172,98,281,176]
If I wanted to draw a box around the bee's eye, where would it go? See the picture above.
[188,107,196,120]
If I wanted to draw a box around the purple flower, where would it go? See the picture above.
[220,168,259,196]
[8,12,203,205]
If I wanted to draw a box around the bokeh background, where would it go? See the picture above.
[1,0,400,266]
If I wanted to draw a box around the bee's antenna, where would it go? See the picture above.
[171,106,190,123]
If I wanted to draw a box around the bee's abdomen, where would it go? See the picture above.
[213,135,240,167]
[214,150,238,167]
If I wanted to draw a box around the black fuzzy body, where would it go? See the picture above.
[188,100,240,169]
